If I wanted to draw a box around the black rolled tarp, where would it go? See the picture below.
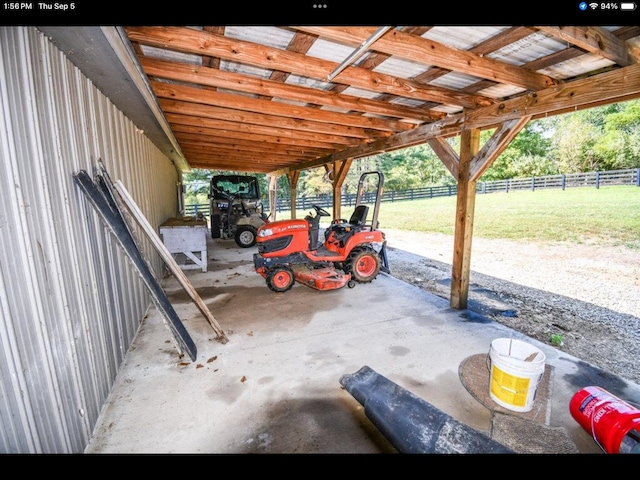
[340,365,514,454]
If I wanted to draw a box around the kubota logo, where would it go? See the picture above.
[271,223,306,234]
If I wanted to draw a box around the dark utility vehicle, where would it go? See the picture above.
[208,174,268,248]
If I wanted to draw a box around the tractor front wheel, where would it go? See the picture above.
[266,265,295,293]
[235,226,257,248]
[344,246,381,283]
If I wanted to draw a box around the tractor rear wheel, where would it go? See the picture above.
[211,214,221,239]
[344,246,381,283]
[266,265,295,293]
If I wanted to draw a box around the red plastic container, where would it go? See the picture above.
[570,385,640,454]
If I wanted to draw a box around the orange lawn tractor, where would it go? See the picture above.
[253,171,390,292]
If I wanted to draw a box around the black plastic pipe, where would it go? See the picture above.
[340,365,514,454]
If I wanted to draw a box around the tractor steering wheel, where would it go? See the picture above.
[312,205,331,217]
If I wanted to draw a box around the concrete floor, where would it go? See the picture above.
[84,236,640,454]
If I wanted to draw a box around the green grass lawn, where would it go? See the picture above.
[276,186,640,249]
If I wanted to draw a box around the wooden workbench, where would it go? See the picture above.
[159,217,208,272]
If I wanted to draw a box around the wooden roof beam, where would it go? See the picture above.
[536,26,639,66]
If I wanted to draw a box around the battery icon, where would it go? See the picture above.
[621,2,636,9]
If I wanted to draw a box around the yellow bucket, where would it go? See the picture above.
[488,338,546,412]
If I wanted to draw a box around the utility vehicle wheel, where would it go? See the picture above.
[211,214,221,239]
[266,266,295,293]
[345,246,381,283]
[235,226,257,248]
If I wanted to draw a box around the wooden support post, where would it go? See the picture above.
[330,159,353,219]
[268,174,278,221]
[428,118,528,309]
[450,128,480,310]
[332,176,342,220]
[287,171,300,219]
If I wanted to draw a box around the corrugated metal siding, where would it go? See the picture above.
[0,27,179,453]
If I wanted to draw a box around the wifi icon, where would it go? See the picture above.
[589,2,599,8]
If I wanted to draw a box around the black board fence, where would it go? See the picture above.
[185,168,640,217]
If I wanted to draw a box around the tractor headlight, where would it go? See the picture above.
[258,227,273,237]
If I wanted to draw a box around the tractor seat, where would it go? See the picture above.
[348,204,369,227]
[326,204,370,244]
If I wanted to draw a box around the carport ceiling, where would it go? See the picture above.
[121,26,640,175]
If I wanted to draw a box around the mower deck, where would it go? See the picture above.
[291,264,354,291]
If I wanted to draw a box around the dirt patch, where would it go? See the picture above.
[382,229,640,385]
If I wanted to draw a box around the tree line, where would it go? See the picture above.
[183,99,640,204]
